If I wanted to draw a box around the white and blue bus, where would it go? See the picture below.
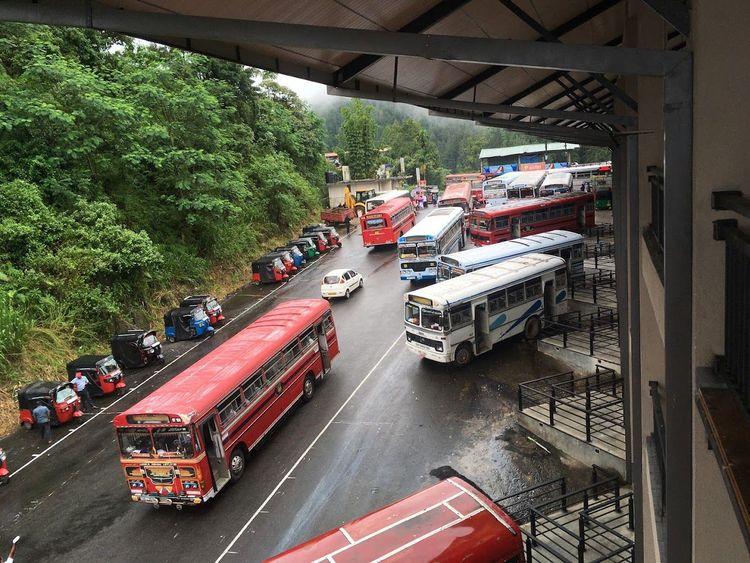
[398,207,465,282]
[404,253,567,366]
[436,230,584,281]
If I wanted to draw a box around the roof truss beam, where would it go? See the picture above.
[439,0,623,99]
[335,0,472,84]
[498,0,637,112]
[0,1,684,76]
[326,85,635,126]
[641,0,690,37]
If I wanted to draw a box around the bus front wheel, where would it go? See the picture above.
[524,316,541,340]
[229,448,246,482]
[454,343,473,367]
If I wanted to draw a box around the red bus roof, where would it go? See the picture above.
[439,182,472,202]
[364,196,413,217]
[472,191,594,218]
[446,173,483,182]
[266,477,523,563]
[115,299,331,426]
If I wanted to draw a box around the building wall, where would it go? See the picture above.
[690,0,750,560]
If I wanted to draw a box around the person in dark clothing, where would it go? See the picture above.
[345,215,352,234]
[32,403,51,444]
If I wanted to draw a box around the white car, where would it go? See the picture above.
[321,269,364,300]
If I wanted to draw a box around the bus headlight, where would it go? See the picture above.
[435,342,443,352]
[129,480,145,490]
[428,262,436,267]
[182,481,199,490]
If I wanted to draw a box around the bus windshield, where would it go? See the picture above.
[153,427,195,458]
[417,243,437,257]
[399,244,417,259]
[404,303,445,332]
[118,428,153,457]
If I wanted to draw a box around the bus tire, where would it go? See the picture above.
[524,316,541,340]
[302,373,315,402]
[454,343,473,367]
[229,448,246,482]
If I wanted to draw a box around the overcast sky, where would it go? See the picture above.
[275,74,329,104]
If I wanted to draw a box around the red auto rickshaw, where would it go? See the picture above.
[252,255,289,284]
[304,230,329,253]
[302,224,341,248]
[266,250,298,274]
[180,295,225,326]
[66,355,126,396]
[18,381,83,429]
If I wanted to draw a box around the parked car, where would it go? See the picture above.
[321,268,364,300]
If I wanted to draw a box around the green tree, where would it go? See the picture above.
[380,118,446,186]
[338,99,377,179]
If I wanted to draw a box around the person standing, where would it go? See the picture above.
[72,371,96,411]
[344,214,351,235]
[32,403,51,444]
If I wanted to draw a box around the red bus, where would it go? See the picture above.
[469,192,595,246]
[113,299,339,508]
[438,181,473,214]
[360,197,416,247]
[267,477,524,562]
[445,172,483,185]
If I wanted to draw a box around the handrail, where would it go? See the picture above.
[649,381,666,517]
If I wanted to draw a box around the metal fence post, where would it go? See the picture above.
[526,537,534,562]
[589,319,595,355]
[561,479,567,512]
[585,390,592,442]
[518,386,523,411]
[578,515,586,562]
[549,386,556,426]
[628,495,635,530]
[530,512,538,545]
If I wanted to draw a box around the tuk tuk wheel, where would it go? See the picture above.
[0,476,8,486]
[337,242,342,248]
[22,422,32,430]
[229,448,246,482]
[167,335,175,343]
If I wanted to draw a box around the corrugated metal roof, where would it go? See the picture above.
[479,143,580,159]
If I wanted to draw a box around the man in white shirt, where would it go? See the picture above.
[71,372,96,411]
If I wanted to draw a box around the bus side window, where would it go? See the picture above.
[555,268,567,288]
[300,328,316,349]
[323,312,334,332]
[283,340,302,364]
[507,283,525,306]
[495,217,508,229]
[488,290,507,314]
[572,245,583,260]
[218,391,243,426]
[242,372,264,402]
[524,277,542,299]
[263,354,283,384]
[449,304,472,329]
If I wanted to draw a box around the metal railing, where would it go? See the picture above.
[541,308,620,359]
[518,367,625,454]
[649,381,666,517]
[583,242,616,271]
[585,224,614,244]
[570,270,617,307]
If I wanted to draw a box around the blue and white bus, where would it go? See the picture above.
[404,253,568,366]
[436,230,584,281]
[398,207,464,281]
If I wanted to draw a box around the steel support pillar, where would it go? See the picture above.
[663,55,693,562]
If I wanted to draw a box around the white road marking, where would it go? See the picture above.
[215,330,405,562]
[8,231,357,479]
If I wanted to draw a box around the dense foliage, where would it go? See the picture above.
[0,24,326,382]
[380,118,446,186]
[337,99,377,179]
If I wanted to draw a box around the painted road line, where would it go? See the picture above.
[8,232,355,478]
[215,330,406,563]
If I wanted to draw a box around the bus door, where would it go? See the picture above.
[201,416,230,490]
[543,280,556,317]
[511,217,521,238]
[474,303,490,354]
[316,324,331,373]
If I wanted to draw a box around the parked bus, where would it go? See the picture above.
[404,253,567,366]
[469,192,595,246]
[482,171,521,207]
[364,189,411,212]
[113,299,339,508]
[437,230,584,281]
[398,207,465,282]
[438,181,473,214]
[539,171,573,196]
[267,476,524,562]
[445,172,484,185]
[507,170,547,199]
[360,197,417,247]
[565,162,612,191]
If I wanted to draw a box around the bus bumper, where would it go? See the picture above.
[400,271,437,281]
[133,493,207,506]
[405,341,451,363]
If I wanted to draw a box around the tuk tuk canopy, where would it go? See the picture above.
[17,381,71,410]
[111,329,160,368]
[164,307,198,341]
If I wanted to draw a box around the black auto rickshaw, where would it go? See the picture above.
[163,306,214,342]
[111,329,163,369]
[18,381,82,429]
[302,225,342,248]
[180,295,225,326]
[252,255,289,284]
[66,355,125,397]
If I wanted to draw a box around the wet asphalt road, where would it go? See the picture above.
[0,210,587,562]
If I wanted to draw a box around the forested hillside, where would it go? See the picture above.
[0,24,326,411]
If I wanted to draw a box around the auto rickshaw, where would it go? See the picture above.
[252,255,289,284]
[303,225,342,248]
[265,250,297,274]
[288,238,319,260]
[275,245,306,268]
[303,230,330,253]
[66,355,126,397]
[426,186,440,205]
[111,329,164,369]
[18,381,83,429]
[163,306,214,343]
[180,295,225,326]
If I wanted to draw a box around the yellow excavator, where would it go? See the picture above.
[321,185,374,224]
